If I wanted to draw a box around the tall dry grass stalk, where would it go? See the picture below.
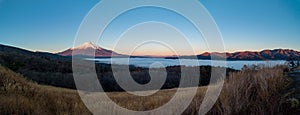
[205,65,295,115]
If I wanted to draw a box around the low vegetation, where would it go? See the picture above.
[1,65,298,114]
[198,65,297,114]
[96,65,298,115]
[0,65,91,115]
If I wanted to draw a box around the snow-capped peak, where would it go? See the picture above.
[71,42,101,50]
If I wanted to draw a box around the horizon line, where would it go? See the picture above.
[1,43,299,57]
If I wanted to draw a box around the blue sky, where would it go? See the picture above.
[0,0,299,55]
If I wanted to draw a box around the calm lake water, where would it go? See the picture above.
[89,58,286,70]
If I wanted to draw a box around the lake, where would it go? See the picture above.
[88,58,286,70]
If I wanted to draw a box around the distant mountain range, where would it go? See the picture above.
[166,49,300,60]
[56,42,300,60]
[227,49,300,60]
[1,42,299,60]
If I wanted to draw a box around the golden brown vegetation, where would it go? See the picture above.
[103,66,297,115]
[0,65,91,115]
[204,65,297,115]
[0,65,298,115]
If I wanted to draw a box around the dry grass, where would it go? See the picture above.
[79,66,296,114]
[204,65,296,115]
[0,66,91,115]
[0,65,297,115]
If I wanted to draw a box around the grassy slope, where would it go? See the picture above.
[0,65,91,115]
[0,65,298,114]
[87,65,297,115]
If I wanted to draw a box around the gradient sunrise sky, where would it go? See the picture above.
[0,0,299,55]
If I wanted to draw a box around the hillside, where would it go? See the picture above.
[0,44,75,89]
[0,65,91,114]
[0,43,297,114]
[1,64,297,114]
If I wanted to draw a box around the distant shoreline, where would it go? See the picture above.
[88,57,286,70]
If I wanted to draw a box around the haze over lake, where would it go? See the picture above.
[89,58,286,70]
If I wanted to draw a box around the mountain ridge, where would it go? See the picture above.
[166,49,300,60]
[56,42,300,60]
[1,43,299,60]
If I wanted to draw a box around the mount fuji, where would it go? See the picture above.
[57,42,123,57]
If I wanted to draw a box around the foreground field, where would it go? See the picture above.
[0,65,298,114]
[0,65,91,115]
